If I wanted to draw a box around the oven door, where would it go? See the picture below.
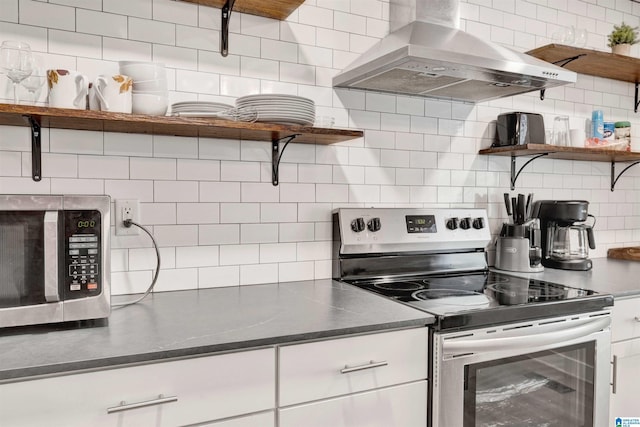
[431,312,611,427]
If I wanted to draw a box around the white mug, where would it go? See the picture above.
[93,74,132,113]
[47,69,88,109]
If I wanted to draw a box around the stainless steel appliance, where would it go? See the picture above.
[494,112,545,146]
[0,195,110,328]
[332,0,576,102]
[332,207,613,427]
[533,200,596,271]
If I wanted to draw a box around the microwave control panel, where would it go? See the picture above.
[63,210,102,299]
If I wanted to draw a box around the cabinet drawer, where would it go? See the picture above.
[612,297,640,342]
[0,348,275,427]
[279,381,428,427]
[279,328,428,406]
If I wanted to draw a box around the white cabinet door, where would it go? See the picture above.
[279,328,428,406]
[279,381,428,427]
[611,297,640,342]
[610,338,640,419]
[0,348,275,427]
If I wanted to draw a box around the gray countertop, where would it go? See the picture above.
[493,257,640,298]
[0,279,433,382]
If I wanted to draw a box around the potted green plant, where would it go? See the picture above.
[607,22,639,55]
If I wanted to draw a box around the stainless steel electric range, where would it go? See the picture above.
[333,207,613,427]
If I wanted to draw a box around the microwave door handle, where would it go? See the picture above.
[442,316,609,354]
[44,211,60,302]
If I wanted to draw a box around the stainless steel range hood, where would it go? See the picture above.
[333,0,576,103]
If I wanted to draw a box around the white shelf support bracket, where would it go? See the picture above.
[23,115,42,182]
[220,0,236,57]
[272,134,300,186]
[510,153,548,190]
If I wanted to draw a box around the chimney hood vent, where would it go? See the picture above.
[333,1,576,103]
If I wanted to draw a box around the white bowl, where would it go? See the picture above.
[119,61,166,81]
[132,93,168,116]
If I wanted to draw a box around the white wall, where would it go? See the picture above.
[1,0,639,294]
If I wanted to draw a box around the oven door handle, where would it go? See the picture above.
[44,211,60,302]
[442,316,609,353]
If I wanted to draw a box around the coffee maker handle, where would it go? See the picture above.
[587,226,596,250]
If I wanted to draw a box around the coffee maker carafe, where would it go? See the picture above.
[532,200,595,271]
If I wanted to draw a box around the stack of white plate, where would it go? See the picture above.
[236,94,315,126]
[170,101,234,117]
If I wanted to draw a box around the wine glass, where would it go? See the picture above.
[20,54,45,105]
[0,41,34,104]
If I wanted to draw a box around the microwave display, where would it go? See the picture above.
[64,210,101,300]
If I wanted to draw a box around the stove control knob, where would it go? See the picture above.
[459,217,471,230]
[367,217,381,232]
[446,217,459,230]
[351,217,366,233]
[472,217,485,229]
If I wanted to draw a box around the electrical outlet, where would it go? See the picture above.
[115,199,140,236]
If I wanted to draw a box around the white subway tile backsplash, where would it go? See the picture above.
[1,0,18,22]
[112,270,152,295]
[105,180,154,201]
[0,151,22,176]
[281,22,316,46]
[240,56,279,80]
[298,203,333,222]
[51,178,104,194]
[221,161,261,182]
[176,245,219,268]
[79,155,129,179]
[220,244,259,265]
[152,224,199,247]
[177,202,219,224]
[130,247,176,270]
[19,0,75,31]
[280,62,316,84]
[129,17,175,45]
[260,243,297,263]
[77,9,127,39]
[155,181,199,202]
[130,157,176,180]
[279,222,314,242]
[220,203,260,223]
[48,30,102,59]
[50,129,103,155]
[279,261,314,282]
[240,263,278,285]
[199,266,240,288]
[104,0,152,18]
[242,223,279,243]
[142,202,176,225]
[153,0,197,26]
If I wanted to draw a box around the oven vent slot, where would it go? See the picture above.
[538,318,568,326]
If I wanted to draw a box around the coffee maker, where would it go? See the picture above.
[532,200,595,271]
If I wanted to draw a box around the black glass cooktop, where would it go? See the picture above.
[345,271,613,331]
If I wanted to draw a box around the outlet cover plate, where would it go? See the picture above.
[115,199,140,236]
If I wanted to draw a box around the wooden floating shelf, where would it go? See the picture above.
[526,44,640,84]
[479,144,640,162]
[479,144,640,191]
[179,0,304,20]
[0,104,363,145]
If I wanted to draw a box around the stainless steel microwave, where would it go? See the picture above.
[0,195,110,328]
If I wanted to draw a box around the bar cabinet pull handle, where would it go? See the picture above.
[107,394,178,414]
[611,355,618,394]
[634,316,640,322]
[340,360,388,374]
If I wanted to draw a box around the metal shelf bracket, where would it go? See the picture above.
[272,134,300,186]
[510,153,548,190]
[610,160,640,191]
[539,54,586,101]
[23,115,42,182]
[220,0,236,57]
[635,83,640,113]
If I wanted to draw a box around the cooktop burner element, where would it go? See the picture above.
[332,207,614,330]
